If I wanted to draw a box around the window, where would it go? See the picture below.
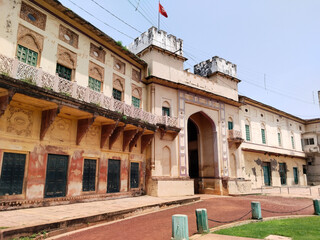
[279,163,287,185]
[132,96,140,108]
[228,121,233,130]
[113,88,122,101]
[304,138,315,146]
[56,63,72,81]
[278,132,281,146]
[162,107,170,116]
[291,135,295,149]
[261,128,266,144]
[88,77,101,92]
[0,153,26,196]
[245,124,250,141]
[82,159,96,192]
[17,44,38,66]
[130,162,139,189]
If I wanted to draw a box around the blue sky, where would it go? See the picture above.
[59,0,320,119]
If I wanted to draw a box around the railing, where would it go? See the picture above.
[228,129,242,139]
[0,54,179,128]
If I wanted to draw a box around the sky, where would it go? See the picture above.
[59,0,320,119]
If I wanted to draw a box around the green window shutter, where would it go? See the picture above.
[56,63,72,80]
[112,88,122,101]
[82,159,96,192]
[88,77,101,92]
[245,124,250,141]
[162,107,170,116]
[278,133,281,146]
[132,96,140,108]
[228,121,233,130]
[130,162,139,189]
[17,44,38,66]
[261,129,266,144]
[291,136,295,149]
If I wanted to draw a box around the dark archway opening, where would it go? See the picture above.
[188,119,200,193]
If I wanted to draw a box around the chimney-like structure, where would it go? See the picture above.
[128,26,183,56]
[194,56,237,78]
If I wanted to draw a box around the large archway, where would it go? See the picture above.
[187,111,218,194]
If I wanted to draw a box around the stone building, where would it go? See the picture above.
[0,0,318,209]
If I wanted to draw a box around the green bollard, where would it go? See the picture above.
[313,199,320,215]
[195,208,210,234]
[251,201,262,220]
[171,214,189,240]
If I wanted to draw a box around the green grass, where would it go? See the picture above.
[214,216,320,240]
[0,227,8,229]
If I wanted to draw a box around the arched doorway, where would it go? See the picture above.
[187,111,218,194]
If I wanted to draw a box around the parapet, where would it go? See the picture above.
[128,26,183,56]
[194,56,237,78]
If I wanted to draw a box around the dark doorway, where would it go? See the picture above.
[107,159,121,193]
[0,152,26,196]
[188,119,200,193]
[262,162,271,186]
[82,159,97,192]
[130,162,139,189]
[279,163,287,185]
[45,154,68,198]
[293,167,299,185]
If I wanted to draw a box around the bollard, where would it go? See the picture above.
[313,199,320,215]
[251,201,262,220]
[195,208,210,234]
[172,214,189,240]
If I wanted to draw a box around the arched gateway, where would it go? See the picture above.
[187,111,219,194]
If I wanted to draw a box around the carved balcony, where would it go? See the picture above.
[228,129,244,148]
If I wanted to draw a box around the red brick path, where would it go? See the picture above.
[56,195,313,240]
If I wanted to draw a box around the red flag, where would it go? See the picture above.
[159,3,168,18]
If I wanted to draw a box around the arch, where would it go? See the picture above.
[161,146,171,176]
[113,79,124,92]
[18,34,42,53]
[187,111,218,194]
[90,67,103,82]
[162,100,171,116]
[162,100,170,108]
[58,52,75,69]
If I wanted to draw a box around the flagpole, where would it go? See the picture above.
[158,0,160,30]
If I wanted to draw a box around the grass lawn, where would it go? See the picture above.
[214,216,320,240]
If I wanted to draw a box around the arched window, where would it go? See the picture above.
[245,119,251,141]
[277,128,282,146]
[112,74,125,101]
[162,101,171,116]
[88,61,104,92]
[261,123,266,144]
[228,117,233,130]
[56,45,77,81]
[131,84,142,108]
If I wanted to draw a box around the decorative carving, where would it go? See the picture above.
[141,134,154,153]
[131,84,142,99]
[59,25,79,48]
[76,117,95,145]
[40,108,59,140]
[20,2,47,30]
[113,74,125,92]
[123,129,139,152]
[90,43,105,63]
[48,117,71,141]
[57,44,77,70]
[0,89,15,117]
[113,58,125,74]
[100,123,118,148]
[129,129,144,152]
[17,24,44,53]
[132,68,141,82]
[109,125,125,149]
[89,61,104,82]
[6,106,33,137]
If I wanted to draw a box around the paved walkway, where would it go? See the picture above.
[0,195,198,229]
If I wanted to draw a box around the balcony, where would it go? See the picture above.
[228,129,244,148]
[0,54,178,128]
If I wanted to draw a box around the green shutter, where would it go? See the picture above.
[17,44,38,66]
[278,133,281,146]
[132,96,140,108]
[228,121,233,130]
[261,129,266,144]
[82,159,96,192]
[245,124,250,141]
[162,107,170,116]
[56,63,72,81]
[113,88,122,101]
[88,77,101,92]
